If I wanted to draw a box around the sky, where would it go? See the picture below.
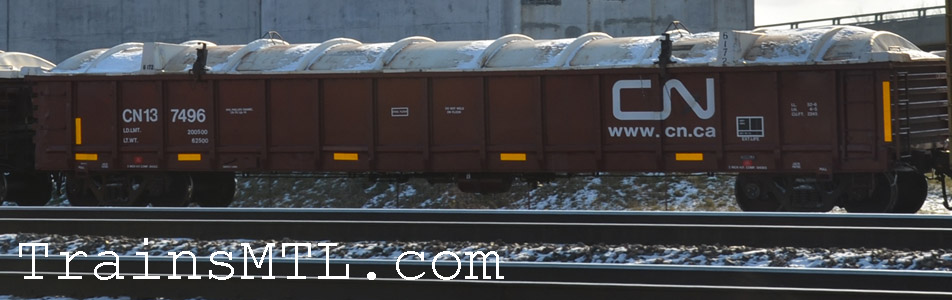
[756,0,945,26]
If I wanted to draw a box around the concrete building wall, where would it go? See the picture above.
[519,0,754,39]
[260,0,518,44]
[3,0,260,63]
[0,0,754,63]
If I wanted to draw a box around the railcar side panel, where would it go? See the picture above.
[778,71,838,174]
[600,73,663,172]
[118,81,163,170]
[657,73,722,172]
[542,75,599,172]
[268,79,320,171]
[429,77,484,172]
[218,80,266,170]
[486,76,543,172]
[33,81,71,171]
[73,81,116,171]
[32,65,922,176]
[165,81,214,170]
[840,70,887,171]
[375,78,427,171]
[321,79,373,171]
[721,72,780,172]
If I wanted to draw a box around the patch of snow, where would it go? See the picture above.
[455,40,493,69]
[269,43,322,72]
[334,42,393,71]
[745,27,829,64]
[532,39,573,68]
[669,32,720,65]
[90,48,141,73]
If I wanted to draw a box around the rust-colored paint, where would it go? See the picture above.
[69,81,117,171]
[217,80,266,170]
[430,77,483,171]
[375,78,427,171]
[487,76,541,171]
[28,63,946,175]
[322,79,372,171]
[118,81,163,169]
[268,79,320,170]
[165,80,214,170]
[32,81,71,170]
[544,75,599,171]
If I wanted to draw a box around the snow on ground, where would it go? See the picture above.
[222,175,952,214]
[227,175,741,211]
[921,183,952,214]
[4,174,952,214]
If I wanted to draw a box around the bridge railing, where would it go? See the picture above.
[757,5,945,29]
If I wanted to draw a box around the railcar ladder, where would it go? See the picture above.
[894,70,949,156]
[902,66,952,209]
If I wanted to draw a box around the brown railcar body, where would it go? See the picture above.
[8,26,950,211]
[30,63,946,177]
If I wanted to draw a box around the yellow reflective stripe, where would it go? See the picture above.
[74,153,98,161]
[675,153,704,161]
[333,153,358,161]
[74,118,82,145]
[500,153,527,161]
[177,153,202,161]
[883,81,893,142]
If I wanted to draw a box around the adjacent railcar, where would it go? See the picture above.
[28,26,949,211]
[0,52,56,206]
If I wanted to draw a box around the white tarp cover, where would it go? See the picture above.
[0,51,55,78]
[46,26,941,75]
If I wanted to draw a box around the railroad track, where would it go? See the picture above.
[1,207,952,249]
[2,255,951,299]
[3,207,952,299]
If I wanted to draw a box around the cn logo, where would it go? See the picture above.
[612,78,715,120]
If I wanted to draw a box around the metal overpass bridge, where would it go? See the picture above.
[758,6,946,51]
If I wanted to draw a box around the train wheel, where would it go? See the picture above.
[734,174,782,211]
[6,172,51,206]
[65,174,149,206]
[890,172,927,213]
[193,173,236,207]
[105,176,149,206]
[147,174,193,207]
[65,175,99,206]
[844,173,897,213]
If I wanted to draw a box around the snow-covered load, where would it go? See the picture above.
[45,26,939,75]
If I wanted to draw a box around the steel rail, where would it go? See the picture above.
[2,207,952,249]
[5,206,952,226]
[1,255,951,300]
